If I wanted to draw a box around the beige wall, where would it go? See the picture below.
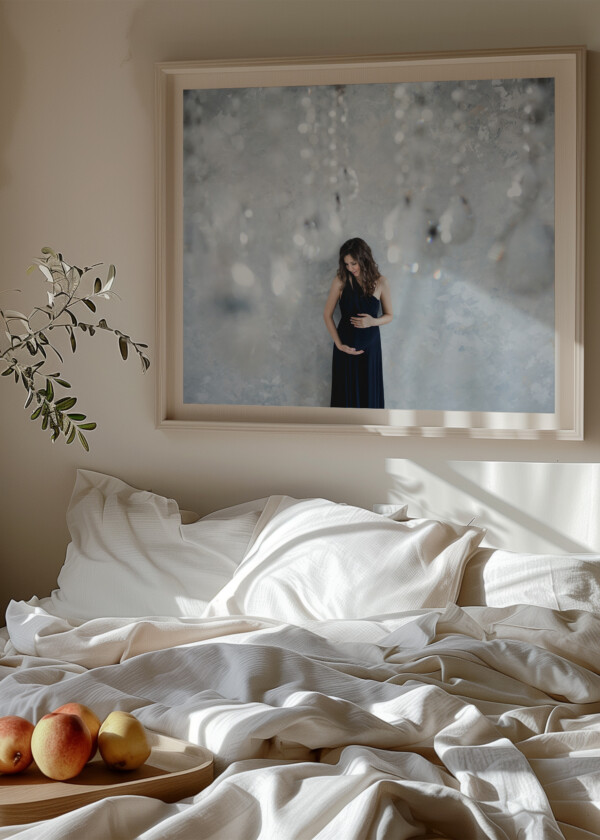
[1,0,599,618]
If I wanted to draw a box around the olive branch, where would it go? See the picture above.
[0,247,150,450]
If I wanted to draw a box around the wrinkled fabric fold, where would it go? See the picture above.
[1,603,600,838]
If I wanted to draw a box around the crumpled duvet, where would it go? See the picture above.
[1,601,600,839]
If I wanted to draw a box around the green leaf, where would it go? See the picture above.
[118,336,128,360]
[77,430,90,451]
[67,412,86,421]
[83,299,96,313]
[67,426,77,444]
[66,266,82,288]
[30,406,42,420]
[4,309,28,321]
[1,368,13,377]
[50,345,64,363]
[105,264,116,290]
[55,397,77,411]
[94,278,102,294]
[45,379,54,401]
[41,413,49,430]
[69,329,77,353]
[53,378,71,388]
[77,422,97,431]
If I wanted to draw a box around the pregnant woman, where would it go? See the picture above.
[323,237,393,408]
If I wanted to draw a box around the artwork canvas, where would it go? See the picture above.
[182,77,554,412]
[156,49,584,438]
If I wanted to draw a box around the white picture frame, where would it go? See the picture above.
[156,47,585,439]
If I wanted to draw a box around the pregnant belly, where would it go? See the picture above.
[338,320,380,351]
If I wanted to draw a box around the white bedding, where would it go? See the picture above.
[2,474,600,839]
[2,603,600,839]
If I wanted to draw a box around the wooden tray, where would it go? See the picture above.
[0,731,213,826]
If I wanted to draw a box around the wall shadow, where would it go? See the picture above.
[384,458,600,554]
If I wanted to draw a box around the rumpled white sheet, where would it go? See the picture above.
[2,601,600,839]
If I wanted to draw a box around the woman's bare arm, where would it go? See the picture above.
[323,275,364,355]
[351,276,393,328]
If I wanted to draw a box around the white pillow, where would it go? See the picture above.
[457,547,600,613]
[45,470,262,620]
[204,496,484,621]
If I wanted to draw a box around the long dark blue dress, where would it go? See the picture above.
[330,280,384,408]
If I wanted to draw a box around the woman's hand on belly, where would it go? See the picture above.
[336,343,365,355]
[350,312,375,328]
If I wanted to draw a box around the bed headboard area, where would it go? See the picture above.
[383,460,600,554]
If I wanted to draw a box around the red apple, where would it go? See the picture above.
[52,703,101,761]
[31,713,92,780]
[0,715,35,774]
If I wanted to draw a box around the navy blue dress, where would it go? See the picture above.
[330,280,384,408]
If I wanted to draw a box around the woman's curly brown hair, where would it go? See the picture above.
[337,238,381,297]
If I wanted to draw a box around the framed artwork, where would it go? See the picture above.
[155,46,585,438]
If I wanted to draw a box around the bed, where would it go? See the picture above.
[1,468,599,839]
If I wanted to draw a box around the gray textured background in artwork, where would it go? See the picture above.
[182,77,555,411]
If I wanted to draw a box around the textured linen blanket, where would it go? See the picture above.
[1,602,600,839]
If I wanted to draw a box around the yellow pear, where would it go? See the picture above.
[98,711,151,771]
